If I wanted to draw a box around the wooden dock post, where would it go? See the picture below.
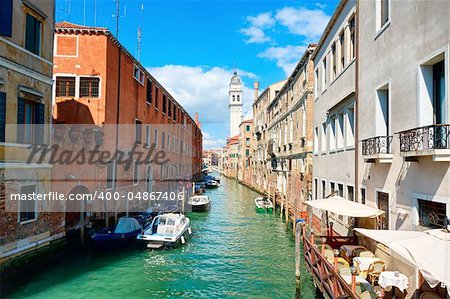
[285,195,289,224]
[333,249,340,297]
[182,186,186,214]
[351,266,357,293]
[295,221,303,298]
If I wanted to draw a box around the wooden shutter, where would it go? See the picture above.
[0,92,6,142]
[34,102,45,144]
[0,0,12,37]
[16,98,25,143]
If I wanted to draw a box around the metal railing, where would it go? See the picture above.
[361,136,392,155]
[398,124,450,152]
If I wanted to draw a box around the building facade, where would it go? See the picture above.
[224,135,239,179]
[312,0,357,236]
[0,0,63,264]
[237,119,253,185]
[265,45,316,219]
[52,22,202,228]
[358,0,450,232]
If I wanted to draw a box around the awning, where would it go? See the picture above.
[304,196,385,218]
[355,228,450,294]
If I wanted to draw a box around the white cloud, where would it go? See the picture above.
[147,65,255,147]
[275,7,330,41]
[240,27,271,44]
[315,2,327,9]
[258,45,306,76]
[202,131,226,149]
[240,12,275,44]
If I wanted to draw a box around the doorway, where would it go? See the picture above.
[377,191,389,230]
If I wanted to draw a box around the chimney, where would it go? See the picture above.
[194,112,201,129]
[253,81,260,102]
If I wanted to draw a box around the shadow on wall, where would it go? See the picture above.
[55,99,95,124]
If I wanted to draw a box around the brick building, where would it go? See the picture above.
[52,22,202,229]
[223,135,239,179]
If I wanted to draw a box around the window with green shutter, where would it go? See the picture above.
[25,13,41,55]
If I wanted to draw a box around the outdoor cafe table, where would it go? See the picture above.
[340,245,367,262]
[353,257,381,278]
[378,271,409,292]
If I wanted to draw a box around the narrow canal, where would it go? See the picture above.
[6,176,318,298]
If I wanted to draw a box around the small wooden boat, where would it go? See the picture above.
[255,197,274,213]
[205,180,219,189]
[137,213,191,249]
[187,195,211,212]
[90,217,142,248]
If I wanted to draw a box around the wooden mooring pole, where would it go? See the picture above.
[295,222,303,298]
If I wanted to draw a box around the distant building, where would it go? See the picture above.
[0,0,62,264]
[237,119,253,185]
[312,0,357,236]
[224,135,239,178]
[229,71,243,137]
[202,150,218,167]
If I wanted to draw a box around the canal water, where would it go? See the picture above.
[6,176,318,298]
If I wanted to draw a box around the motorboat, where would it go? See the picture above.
[187,195,211,212]
[137,213,191,249]
[255,197,274,213]
[90,217,142,248]
[205,180,219,189]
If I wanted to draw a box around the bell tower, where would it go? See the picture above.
[229,70,243,137]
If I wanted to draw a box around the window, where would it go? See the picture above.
[25,13,41,55]
[168,100,173,118]
[172,136,175,152]
[331,43,337,80]
[329,118,336,152]
[0,0,13,37]
[314,69,319,99]
[314,179,318,200]
[17,98,44,144]
[418,199,447,229]
[337,113,344,149]
[145,125,150,147]
[135,119,142,144]
[349,16,355,60]
[246,149,250,156]
[173,105,177,121]
[133,65,145,85]
[146,165,153,193]
[246,138,250,146]
[162,94,167,114]
[361,188,366,204]
[154,86,159,109]
[321,180,326,198]
[347,185,354,201]
[376,85,389,136]
[19,185,37,223]
[246,125,250,131]
[167,133,170,151]
[313,127,319,154]
[161,131,165,149]
[56,77,75,97]
[133,161,139,185]
[106,161,115,189]
[338,183,344,197]
[322,57,327,90]
[146,79,152,104]
[377,0,390,30]
[346,108,355,147]
[330,182,335,193]
[154,128,158,148]
[79,77,99,98]
[339,30,345,71]
[0,92,5,142]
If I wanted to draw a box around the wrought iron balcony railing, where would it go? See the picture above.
[398,124,450,152]
[361,136,392,155]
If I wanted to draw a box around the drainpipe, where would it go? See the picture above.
[354,0,360,203]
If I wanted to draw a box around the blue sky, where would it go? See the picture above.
[56,0,338,148]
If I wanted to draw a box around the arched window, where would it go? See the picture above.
[237,95,240,101]
[232,95,235,101]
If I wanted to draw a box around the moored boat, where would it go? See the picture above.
[187,195,211,212]
[90,217,142,248]
[254,197,274,213]
[137,213,191,249]
[205,180,219,189]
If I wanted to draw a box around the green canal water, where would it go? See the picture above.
[6,176,318,298]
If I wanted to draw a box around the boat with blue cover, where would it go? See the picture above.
[90,217,142,248]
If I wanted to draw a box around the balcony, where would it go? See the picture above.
[398,124,450,161]
[361,136,393,163]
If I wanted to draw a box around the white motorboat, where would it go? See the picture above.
[187,195,211,212]
[137,213,191,249]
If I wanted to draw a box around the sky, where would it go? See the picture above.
[56,0,339,149]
